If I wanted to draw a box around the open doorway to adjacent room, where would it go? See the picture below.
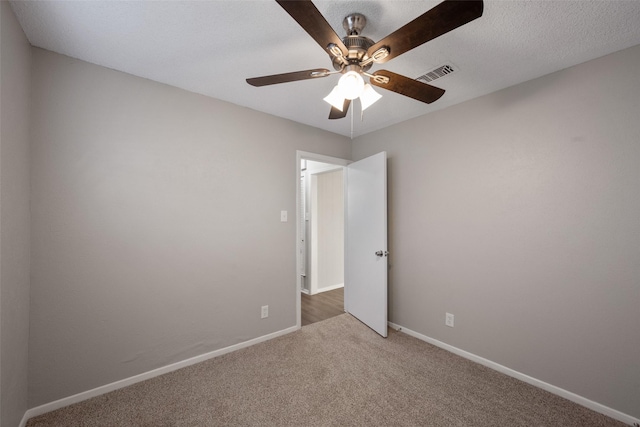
[297,153,348,326]
[296,150,388,335]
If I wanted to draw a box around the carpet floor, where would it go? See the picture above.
[27,314,626,426]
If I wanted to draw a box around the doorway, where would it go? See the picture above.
[302,161,344,294]
[300,159,344,325]
[295,150,388,335]
[296,152,350,327]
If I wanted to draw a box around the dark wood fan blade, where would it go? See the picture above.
[276,0,348,58]
[367,0,483,64]
[369,70,445,104]
[246,68,330,87]
[328,99,351,120]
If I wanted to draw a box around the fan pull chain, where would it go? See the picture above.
[350,100,354,140]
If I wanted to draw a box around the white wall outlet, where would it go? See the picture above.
[280,210,288,222]
[445,312,454,327]
[261,305,269,319]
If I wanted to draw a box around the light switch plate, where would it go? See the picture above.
[280,210,288,222]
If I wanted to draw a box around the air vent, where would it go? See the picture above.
[416,63,458,83]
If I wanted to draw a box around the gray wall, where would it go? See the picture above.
[0,2,32,427]
[29,49,350,407]
[353,44,640,418]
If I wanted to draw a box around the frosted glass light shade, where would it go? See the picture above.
[338,71,365,100]
[360,84,382,111]
[323,85,346,111]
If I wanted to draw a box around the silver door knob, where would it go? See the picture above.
[375,250,389,257]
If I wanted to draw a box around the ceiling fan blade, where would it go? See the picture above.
[276,0,348,58]
[369,70,445,104]
[367,0,483,64]
[246,68,330,87]
[329,99,351,120]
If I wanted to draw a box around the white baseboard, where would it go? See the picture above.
[388,321,639,426]
[21,325,299,424]
[310,283,344,295]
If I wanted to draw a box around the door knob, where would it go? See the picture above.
[375,250,389,257]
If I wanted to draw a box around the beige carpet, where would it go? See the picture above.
[27,314,626,426]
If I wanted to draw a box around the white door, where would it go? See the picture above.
[345,152,388,337]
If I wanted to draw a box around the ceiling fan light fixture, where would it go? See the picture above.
[360,84,382,111]
[323,85,346,111]
[249,1,485,121]
[338,71,365,100]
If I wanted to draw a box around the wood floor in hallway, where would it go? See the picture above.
[301,287,344,326]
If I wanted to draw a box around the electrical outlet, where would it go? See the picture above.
[261,305,269,319]
[445,312,454,327]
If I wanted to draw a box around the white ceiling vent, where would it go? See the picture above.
[416,64,458,83]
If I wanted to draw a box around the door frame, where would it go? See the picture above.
[295,151,350,328]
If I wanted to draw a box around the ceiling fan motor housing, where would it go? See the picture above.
[332,14,375,72]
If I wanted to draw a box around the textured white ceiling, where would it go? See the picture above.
[10,0,640,138]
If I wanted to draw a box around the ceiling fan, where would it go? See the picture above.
[247,0,484,120]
